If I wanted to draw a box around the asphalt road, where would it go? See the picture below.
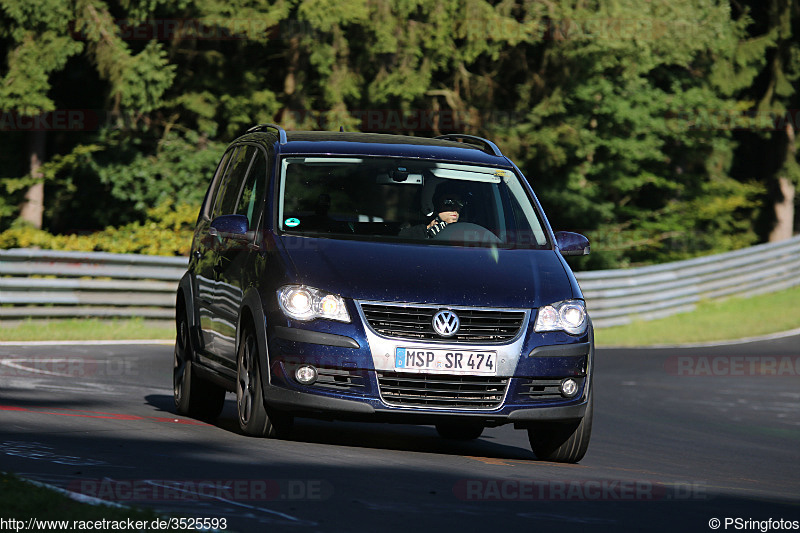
[1,335,798,533]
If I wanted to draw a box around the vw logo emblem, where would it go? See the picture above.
[432,310,460,337]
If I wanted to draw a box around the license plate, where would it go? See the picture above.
[394,347,497,375]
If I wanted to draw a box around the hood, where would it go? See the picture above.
[278,236,574,309]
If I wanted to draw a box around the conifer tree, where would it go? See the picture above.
[0,0,174,227]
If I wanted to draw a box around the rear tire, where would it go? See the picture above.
[527,394,593,463]
[435,422,484,440]
[173,312,226,420]
[236,326,293,438]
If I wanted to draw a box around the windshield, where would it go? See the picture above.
[277,156,549,249]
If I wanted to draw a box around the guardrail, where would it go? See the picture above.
[578,235,800,327]
[0,249,187,320]
[1,236,799,327]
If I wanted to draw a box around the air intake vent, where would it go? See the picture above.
[376,372,509,409]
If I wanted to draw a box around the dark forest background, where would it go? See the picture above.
[1,0,797,267]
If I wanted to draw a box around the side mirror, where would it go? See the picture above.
[209,214,251,242]
[555,231,590,256]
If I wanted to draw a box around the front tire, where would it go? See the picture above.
[527,394,593,463]
[236,326,293,438]
[173,312,226,420]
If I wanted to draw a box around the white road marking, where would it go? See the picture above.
[1,358,78,377]
[21,477,129,509]
[0,441,108,466]
[143,479,313,525]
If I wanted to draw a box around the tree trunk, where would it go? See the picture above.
[280,36,301,128]
[768,121,796,242]
[19,130,46,229]
[769,176,795,242]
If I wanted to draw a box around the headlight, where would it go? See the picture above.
[277,285,350,322]
[534,300,588,335]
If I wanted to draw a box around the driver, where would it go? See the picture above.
[399,186,464,239]
[426,194,463,237]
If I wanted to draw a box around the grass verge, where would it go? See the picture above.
[0,318,174,342]
[0,472,182,530]
[595,284,800,347]
[0,286,798,346]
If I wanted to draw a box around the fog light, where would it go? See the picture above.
[560,378,579,398]
[295,365,317,385]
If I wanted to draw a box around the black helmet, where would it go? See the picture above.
[433,182,464,213]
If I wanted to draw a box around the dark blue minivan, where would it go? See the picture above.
[174,124,594,463]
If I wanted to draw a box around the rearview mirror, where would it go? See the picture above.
[209,214,251,242]
[555,231,590,256]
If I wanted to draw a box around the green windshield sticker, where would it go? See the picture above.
[285,218,300,228]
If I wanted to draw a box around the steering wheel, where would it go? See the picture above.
[432,222,501,245]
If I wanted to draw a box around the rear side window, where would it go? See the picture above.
[236,149,267,227]
[212,145,257,218]
[200,149,233,220]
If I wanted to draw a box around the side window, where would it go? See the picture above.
[201,149,234,220]
[212,145,257,218]
[235,149,267,228]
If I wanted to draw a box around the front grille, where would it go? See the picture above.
[518,377,585,401]
[376,372,509,409]
[360,303,526,343]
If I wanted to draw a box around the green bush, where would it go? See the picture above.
[0,199,198,256]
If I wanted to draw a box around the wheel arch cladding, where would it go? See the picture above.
[239,287,272,390]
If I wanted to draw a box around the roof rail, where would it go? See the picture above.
[434,134,504,157]
[246,123,287,144]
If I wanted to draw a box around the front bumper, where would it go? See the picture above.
[263,381,589,426]
[266,322,593,426]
